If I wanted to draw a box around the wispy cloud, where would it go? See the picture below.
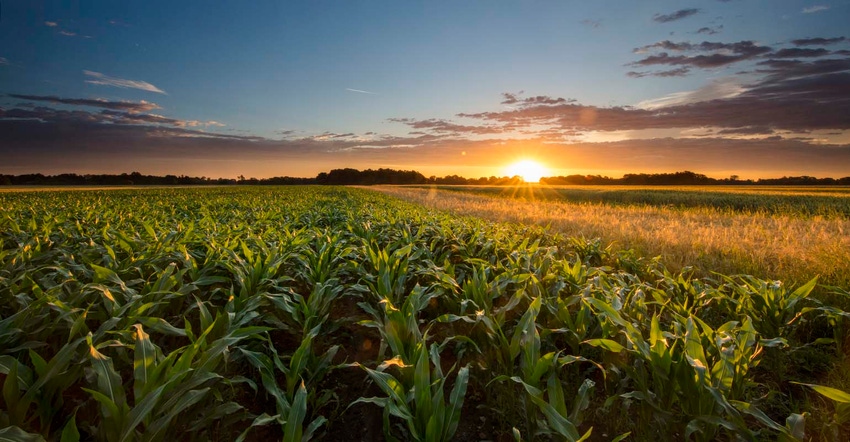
[0,57,8,66]
[8,94,161,112]
[580,19,602,29]
[628,40,773,75]
[696,25,723,35]
[627,67,691,78]
[636,78,745,109]
[802,5,829,13]
[346,88,377,95]
[84,70,167,94]
[44,21,58,27]
[59,30,77,37]
[653,8,701,23]
[792,36,846,46]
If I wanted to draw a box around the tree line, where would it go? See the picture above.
[2,169,849,186]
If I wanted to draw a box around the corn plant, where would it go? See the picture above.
[722,276,819,339]
[354,342,469,442]
[237,325,338,441]
[793,383,849,441]
[82,322,245,441]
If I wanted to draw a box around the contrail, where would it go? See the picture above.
[346,88,377,95]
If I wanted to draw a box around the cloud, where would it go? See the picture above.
[346,88,377,95]
[627,67,691,78]
[500,92,575,106]
[580,19,602,29]
[388,117,505,135]
[696,26,722,35]
[0,102,227,132]
[792,36,846,46]
[716,126,775,135]
[44,21,58,27]
[653,8,701,23]
[455,54,850,134]
[772,48,831,58]
[636,77,745,109]
[59,30,77,37]
[83,70,167,94]
[7,94,161,112]
[0,57,8,66]
[2,115,848,179]
[630,40,772,70]
[802,5,829,13]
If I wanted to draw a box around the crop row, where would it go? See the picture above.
[1,187,848,441]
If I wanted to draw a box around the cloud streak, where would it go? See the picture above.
[8,94,161,112]
[802,5,829,13]
[84,70,167,94]
[630,40,773,70]
[792,36,846,46]
[346,88,377,95]
[653,8,701,23]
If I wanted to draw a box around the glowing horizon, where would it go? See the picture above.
[1,2,848,179]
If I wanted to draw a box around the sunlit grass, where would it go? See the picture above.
[374,185,850,288]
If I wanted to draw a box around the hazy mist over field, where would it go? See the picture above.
[1,1,849,178]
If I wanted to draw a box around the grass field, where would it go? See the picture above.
[376,185,850,291]
[1,186,849,441]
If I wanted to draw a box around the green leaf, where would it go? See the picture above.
[87,334,126,414]
[444,365,470,440]
[82,387,121,421]
[0,426,46,442]
[510,377,582,441]
[610,432,631,442]
[413,345,433,433]
[283,381,308,442]
[793,382,850,403]
[147,387,211,439]
[785,413,805,441]
[583,339,625,353]
[60,414,81,442]
[132,324,157,400]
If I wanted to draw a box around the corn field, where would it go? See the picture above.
[1,186,848,441]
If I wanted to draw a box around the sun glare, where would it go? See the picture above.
[506,160,548,183]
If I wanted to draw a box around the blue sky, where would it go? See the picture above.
[2,1,849,178]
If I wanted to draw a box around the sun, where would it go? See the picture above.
[505,160,548,183]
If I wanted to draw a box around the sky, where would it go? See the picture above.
[1,0,850,179]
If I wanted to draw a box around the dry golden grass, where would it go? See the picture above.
[373,185,850,288]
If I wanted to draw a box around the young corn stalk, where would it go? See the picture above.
[237,325,339,442]
[354,342,469,442]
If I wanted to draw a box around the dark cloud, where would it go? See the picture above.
[8,94,160,112]
[387,117,504,135]
[635,40,696,52]
[756,57,850,79]
[696,26,722,35]
[500,92,575,106]
[792,37,846,46]
[0,104,229,131]
[627,67,692,78]
[631,40,772,69]
[716,126,775,135]
[458,54,850,133]
[3,116,848,179]
[772,48,831,58]
[653,9,701,23]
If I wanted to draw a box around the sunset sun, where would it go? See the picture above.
[506,160,548,183]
